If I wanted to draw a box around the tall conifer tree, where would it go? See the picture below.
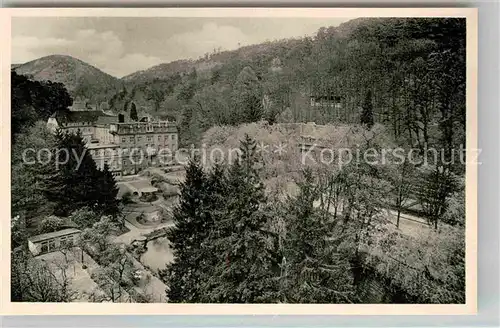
[360,89,374,129]
[161,158,209,302]
[130,102,138,121]
[98,164,120,217]
[282,169,355,303]
[40,130,103,216]
[202,135,278,303]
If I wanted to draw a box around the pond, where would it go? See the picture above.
[140,237,174,273]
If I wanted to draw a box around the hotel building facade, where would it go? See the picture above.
[47,109,178,177]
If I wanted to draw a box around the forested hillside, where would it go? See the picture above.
[11,71,72,138]
[111,17,465,160]
[13,54,123,103]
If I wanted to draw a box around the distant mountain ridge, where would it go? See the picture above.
[120,38,307,84]
[13,54,123,103]
[11,17,385,110]
[121,59,221,84]
[12,18,374,90]
[120,18,376,85]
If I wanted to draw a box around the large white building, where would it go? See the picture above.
[47,106,179,177]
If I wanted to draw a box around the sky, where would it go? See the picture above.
[12,17,352,78]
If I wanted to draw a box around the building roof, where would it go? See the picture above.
[50,110,116,125]
[110,121,178,135]
[28,228,81,243]
[139,186,158,193]
[96,115,118,125]
[113,120,176,127]
[128,180,159,193]
[86,143,119,149]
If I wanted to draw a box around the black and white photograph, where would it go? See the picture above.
[5,8,477,313]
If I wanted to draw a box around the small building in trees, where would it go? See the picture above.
[309,94,343,108]
[123,179,159,198]
[28,228,81,256]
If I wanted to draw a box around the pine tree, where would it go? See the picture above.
[245,93,264,123]
[360,89,374,129]
[97,164,120,217]
[161,158,209,302]
[130,102,138,121]
[190,163,231,300]
[40,130,104,216]
[233,67,263,123]
[37,129,71,216]
[123,100,129,112]
[202,135,278,303]
[282,169,355,303]
[64,132,102,212]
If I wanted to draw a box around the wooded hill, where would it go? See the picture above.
[115,18,465,161]
[13,18,466,164]
[13,54,124,104]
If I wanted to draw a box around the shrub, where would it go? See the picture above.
[362,223,465,303]
[139,193,158,203]
[122,191,133,204]
[69,207,99,229]
[442,191,465,226]
[137,212,146,222]
[38,215,65,234]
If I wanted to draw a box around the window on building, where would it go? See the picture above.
[130,137,134,142]
[137,136,142,141]
[122,137,126,143]
[147,136,152,142]
[41,242,49,253]
[48,239,56,251]
[60,236,67,247]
